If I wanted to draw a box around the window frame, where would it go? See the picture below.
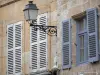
[76,16,88,65]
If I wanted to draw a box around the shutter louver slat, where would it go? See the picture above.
[39,16,46,41]
[8,50,14,74]
[8,27,13,49]
[15,48,21,73]
[62,19,71,69]
[40,42,46,68]
[31,44,38,70]
[87,8,99,62]
[31,20,37,43]
[15,25,21,47]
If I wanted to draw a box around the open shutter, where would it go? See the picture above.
[7,24,14,75]
[30,20,38,72]
[87,8,99,62]
[38,13,48,70]
[62,19,72,69]
[14,22,22,74]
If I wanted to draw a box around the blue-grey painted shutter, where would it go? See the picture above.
[87,8,99,62]
[7,24,14,75]
[62,19,72,69]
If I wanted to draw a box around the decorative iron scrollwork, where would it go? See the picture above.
[30,23,57,36]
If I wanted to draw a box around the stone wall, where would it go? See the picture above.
[0,0,57,74]
[0,0,100,75]
[57,0,100,75]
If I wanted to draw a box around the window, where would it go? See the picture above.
[30,13,48,72]
[76,8,99,65]
[76,17,88,64]
[7,21,22,75]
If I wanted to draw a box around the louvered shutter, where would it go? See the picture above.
[30,20,38,72]
[30,13,48,72]
[62,19,72,69]
[14,22,22,74]
[7,24,14,75]
[38,13,48,70]
[87,8,99,62]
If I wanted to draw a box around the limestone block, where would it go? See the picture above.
[0,27,3,37]
[90,0,98,7]
[50,10,57,22]
[22,63,30,75]
[83,1,90,11]
[50,1,57,12]
[0,37,3,48]
[67,5,83,18]
[1,57,7,75]
[22,52,30,64]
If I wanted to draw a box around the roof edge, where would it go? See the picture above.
[0,0,21,8]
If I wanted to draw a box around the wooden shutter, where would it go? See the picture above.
[7,22,22,75]
[30,13,48,72]
[30,20,38,72]
[7,24,14,75]
[87,8,99,62]
[62,19,72,69]
[38,13,48,70]
[14,22,22,74]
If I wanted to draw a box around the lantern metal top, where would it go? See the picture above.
[23,1,39,11]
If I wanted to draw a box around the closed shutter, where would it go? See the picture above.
[62,19,72,69]
[7,24,14,75]
[38,13,48,70]
[30,13,48,72]
[87,8,99,62]
[14,22,22,74]
[7,22,22,75]
[30,20,38,72]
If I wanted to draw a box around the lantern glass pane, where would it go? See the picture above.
[24,10,29,21]
[29,9,38,20]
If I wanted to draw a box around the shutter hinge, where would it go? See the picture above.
[97,13,100,16]
[74,43,77,46]
[70,26,72,29]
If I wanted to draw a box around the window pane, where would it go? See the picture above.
[80,35,84,62]
[79,19,84,32]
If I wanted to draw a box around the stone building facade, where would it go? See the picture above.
[0,0,100,75]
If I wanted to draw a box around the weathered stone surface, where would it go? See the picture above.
[0,0,100,75]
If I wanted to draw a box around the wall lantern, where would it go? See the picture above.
[23,1,57,36]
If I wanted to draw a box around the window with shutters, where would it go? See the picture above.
[62,19,72,69]
[7,21,22,75]
[76,8,99,65]
[30,13,48,72]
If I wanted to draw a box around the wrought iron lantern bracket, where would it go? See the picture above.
[30,23,57,36]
